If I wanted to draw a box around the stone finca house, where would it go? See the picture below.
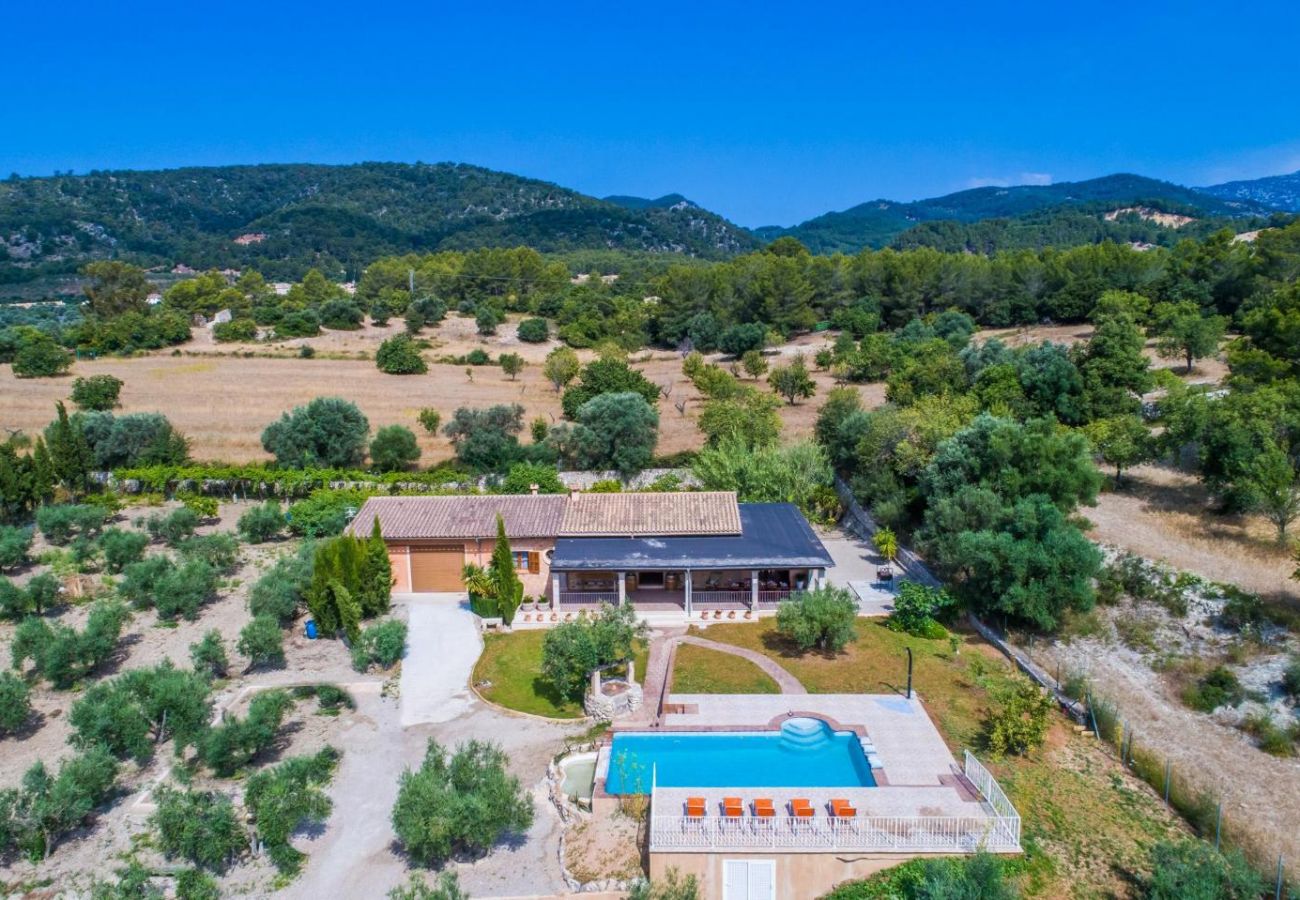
[344,491,833,615]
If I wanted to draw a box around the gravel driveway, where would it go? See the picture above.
[287,593,587,899]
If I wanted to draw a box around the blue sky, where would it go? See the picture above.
[4,0,1299,226]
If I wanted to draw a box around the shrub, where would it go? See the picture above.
[238,501,286,543]
[388,873,469,900]
[718,322,767,356]
[37,504,107,545]
[315,683,355,712]
[391,738,534,867]
[475,306,501,335]
[499,461,566,495]
[175,868,221,900]
[68,661,212,761]
[442,403,525,470]
[213,317,258,342]
[275,309,321,339]
[261,397,370,469]
[775,585,859,653]
[0,525,33,571]
[370,424,421,472]
[3,745,118,860]
[178,492,219,520]
[244,747,339,873]
[154,558,218,620]
[70,374,123,411]
[1143,839,1264,899]
[12,332,72,377]
[465,347,491,366]
[0,670,32,734]
[177,533,240,574]
[0,578,28,620]
[98,528,148,573]
[119,554,175,609]
[628,870,701,900]
[985,679,1055,756]
[190,630,229,680]
[1283,657,1300,699]
[416,408,441,435]
[238,616,285,671]
[249,548,313,624]
[541,603,648,700]
[79,411,190,468]
[11,600,129,688]
[144,507,198,546]
[150,785,247,871]
[517,317,549,342]
[1182,666,1245,712]
[887,581,955,638]
[286,488,369,537]
[499,352,525,380]
[376,334,428,374]
[352,619,408,672]
[200,689,293,776]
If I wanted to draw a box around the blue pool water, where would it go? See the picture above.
[604,718,876,793]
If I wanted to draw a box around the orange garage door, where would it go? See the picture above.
[409,545,465,591]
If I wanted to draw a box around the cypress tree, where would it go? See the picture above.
[488,515,523,625]
[46,402,93,495]
[358,517,392,616]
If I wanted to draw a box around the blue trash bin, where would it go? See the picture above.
[305,620,318,639]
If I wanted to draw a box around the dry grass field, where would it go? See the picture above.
[0,315,860,464]
[1086,464,1300,613]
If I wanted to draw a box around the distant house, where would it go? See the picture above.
[344,492,832,610]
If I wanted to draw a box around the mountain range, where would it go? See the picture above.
[1,163,1296,289]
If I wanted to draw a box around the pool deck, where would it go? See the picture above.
[660,693,959,787]
[593,693,997,829]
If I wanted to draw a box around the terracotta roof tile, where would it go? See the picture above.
[344,495,567,540]
[560,491,740,536]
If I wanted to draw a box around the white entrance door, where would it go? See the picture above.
[723,860,775,900]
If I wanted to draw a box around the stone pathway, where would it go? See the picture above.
[675,635,807,695]
[636,629,807,723]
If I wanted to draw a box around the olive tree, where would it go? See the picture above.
[391,738,534,867]
[775,585,858,653]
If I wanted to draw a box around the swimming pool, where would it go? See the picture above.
[603,718,876,794]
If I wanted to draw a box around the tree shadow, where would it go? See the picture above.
[529,675,577,711]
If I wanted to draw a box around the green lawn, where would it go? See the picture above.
[472,629,650,720]
[671,642,780,694]
[698,620,1190,899]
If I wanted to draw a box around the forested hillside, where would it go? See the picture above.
[0,163,758,285]
[756,174,1283,253]
[1202,169,1300,212]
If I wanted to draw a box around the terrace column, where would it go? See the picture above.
[684,569,692,615]
[617,571,626,606]
[552,573,561,609]
[750,569,759,610]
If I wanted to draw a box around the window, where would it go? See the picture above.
[723,860,774,900]
[512,550,530,570]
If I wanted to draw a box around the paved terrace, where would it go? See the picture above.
[660,693,958,786]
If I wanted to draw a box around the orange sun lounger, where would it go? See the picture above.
[752,798,776,817]
[685,797,707,817]
[830,798,858,817]
[790,798,814,818]
[722,797,744,817]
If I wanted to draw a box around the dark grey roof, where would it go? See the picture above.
[550,503,833,571]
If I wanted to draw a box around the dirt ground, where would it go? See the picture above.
[0,501,370,896]
[1085,464,1300,615]
[0,321,862,465]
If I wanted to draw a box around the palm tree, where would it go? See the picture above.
[873,527,898,564]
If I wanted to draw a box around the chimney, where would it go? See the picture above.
[529,483,539,496]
